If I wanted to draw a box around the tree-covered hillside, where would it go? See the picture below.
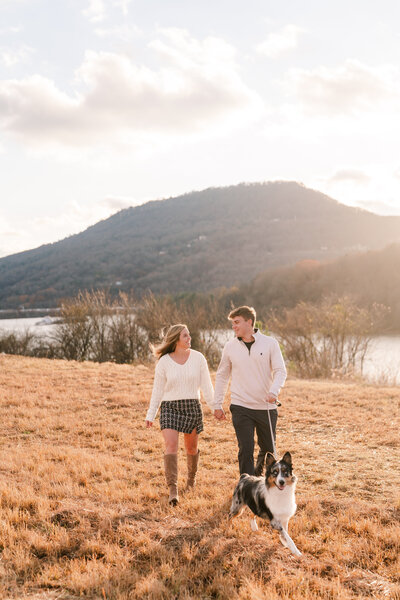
[0,181,399,308]
[232,243,400,330]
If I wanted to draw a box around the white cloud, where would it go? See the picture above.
[0,43,33,67]
[99,196,133,211]
[288,59,400,115]
[328,169,371,185]
[0,29,262,151]
[82,0,132,22]
[256,24,305,58]
[0,25,23,35]
[0,75,81,139]
[314,163,400,217]
[94,23,140,40]
[82,0,107,23]
[113,0,132,16]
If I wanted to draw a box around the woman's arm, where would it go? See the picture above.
[199,354,220,411]
[145,360,167,423]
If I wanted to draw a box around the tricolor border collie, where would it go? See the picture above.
[229,451,301,557]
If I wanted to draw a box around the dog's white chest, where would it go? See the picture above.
[264,485,297,519]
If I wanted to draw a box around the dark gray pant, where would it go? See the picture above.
[230,404,278,476]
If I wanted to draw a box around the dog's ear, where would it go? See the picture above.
[265,453,276,468]
[282,451,292,465]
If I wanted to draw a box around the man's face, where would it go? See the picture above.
[230,316,253,338]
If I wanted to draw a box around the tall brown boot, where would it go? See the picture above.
[186,451,200,489]
[164,453,179,506]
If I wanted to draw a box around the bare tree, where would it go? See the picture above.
[266,297,386,379]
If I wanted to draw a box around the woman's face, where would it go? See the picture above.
[176,327,191,350]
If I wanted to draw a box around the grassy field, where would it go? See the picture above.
[0,354,399,599]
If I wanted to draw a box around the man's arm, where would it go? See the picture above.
[269,339,287,397]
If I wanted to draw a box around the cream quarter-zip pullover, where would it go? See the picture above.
[214,330,287,410]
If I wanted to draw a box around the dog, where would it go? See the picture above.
[229,451,301,557]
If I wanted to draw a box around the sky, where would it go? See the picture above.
[1,0,400,258]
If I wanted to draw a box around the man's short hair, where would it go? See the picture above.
[228,305,256,325]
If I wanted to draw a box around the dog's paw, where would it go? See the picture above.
[250,518,258,532]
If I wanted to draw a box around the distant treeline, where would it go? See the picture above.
[0,289,387,380]
[0,291,227,369]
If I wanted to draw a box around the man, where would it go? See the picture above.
[214,306,287,476]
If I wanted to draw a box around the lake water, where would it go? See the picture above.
[0,317,58,340]
[0,317,399,384]
[361,336,400,384]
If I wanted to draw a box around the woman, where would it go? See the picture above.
[145,324,224,505]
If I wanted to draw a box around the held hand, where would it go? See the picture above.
[265,393,278,405]
[145,420,153,428]
[214,409,226,421]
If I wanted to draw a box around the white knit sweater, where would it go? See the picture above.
[145,350,220,422]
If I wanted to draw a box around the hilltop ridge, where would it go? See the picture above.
[0,181,399,308]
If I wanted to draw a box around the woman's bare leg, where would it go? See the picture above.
[162,428,179,454]
[184,428,199,488]
[183,428,198,455]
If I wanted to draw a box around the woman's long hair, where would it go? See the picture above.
[151,324,188,359]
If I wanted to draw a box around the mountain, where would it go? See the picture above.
[1,181,400,308]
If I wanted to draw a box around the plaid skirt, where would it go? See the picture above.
[160,399,204,434]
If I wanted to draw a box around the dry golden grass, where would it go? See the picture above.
[0,354,399,600]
